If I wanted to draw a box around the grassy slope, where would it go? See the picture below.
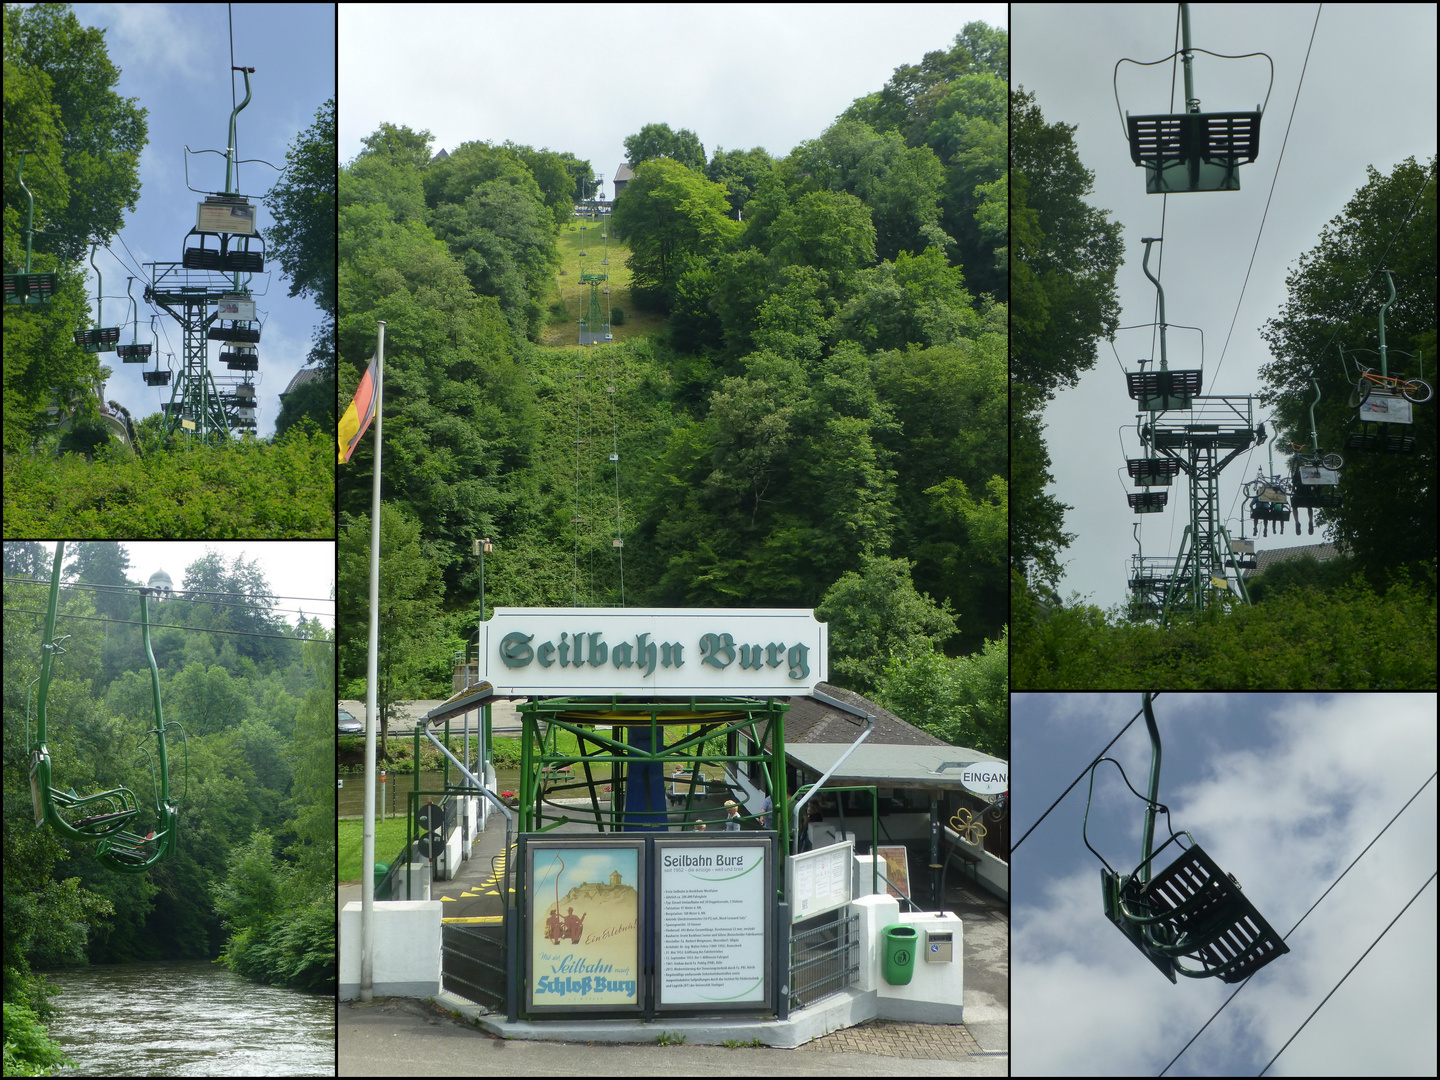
[540,212,667,348]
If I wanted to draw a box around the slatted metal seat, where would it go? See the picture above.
[4,271,59,305]
[1127,457,1180,486]
[1129,843,1289,983]
[1127,369,1203,411]
[1128,491,1168,514]
[1127,112,1260,193]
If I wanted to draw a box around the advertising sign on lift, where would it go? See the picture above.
[195,198,257,235]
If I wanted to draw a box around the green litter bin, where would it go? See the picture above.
[882,924,917,986]
[373,860,390,898]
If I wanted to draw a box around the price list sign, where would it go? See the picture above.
[654,838,773,1010]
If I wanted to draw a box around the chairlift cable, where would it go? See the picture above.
[1159,768,1437,1075]
[1259,870,1436,1076]
[1209,4,1323,392]
[1012,695,1159,853]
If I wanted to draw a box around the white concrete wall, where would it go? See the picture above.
[850,894,963,1024]
[339,900,443,1000]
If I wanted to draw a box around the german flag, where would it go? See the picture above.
[338,354,377,464]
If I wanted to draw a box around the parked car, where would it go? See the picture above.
[338,708,363,734]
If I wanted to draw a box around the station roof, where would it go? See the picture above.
[783,741,1005,794]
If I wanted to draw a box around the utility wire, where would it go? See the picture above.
[1210,4,1323,389]
[1260,869,1436,1076]
[1013,694,1159,853]
[4,607,329,643]
[1159,769,1437,1075]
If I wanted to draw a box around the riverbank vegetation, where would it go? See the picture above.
[2,542,334,1074]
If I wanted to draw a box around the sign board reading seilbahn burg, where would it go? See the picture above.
[481,608,828,696]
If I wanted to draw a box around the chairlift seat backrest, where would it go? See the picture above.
[1128,491,1168,514]
[1135,843,1290,983]
[1126,369,1203,411]
[1127,457,1180,486]
[1128,111,1260,193]
[5,271,59,305]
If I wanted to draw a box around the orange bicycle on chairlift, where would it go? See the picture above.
[1348,365,1432,408]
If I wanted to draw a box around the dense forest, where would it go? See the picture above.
[2,542,334,1075]
[336,25,1009,750]
[1,4,335,538]
[1010,85,1437,687]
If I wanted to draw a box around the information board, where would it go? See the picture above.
[654,837,773,1010]
[787,840,853,922]
[525,839,645,1014]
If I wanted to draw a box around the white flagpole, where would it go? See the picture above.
[360,320,386,1002]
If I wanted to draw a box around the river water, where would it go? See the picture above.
[41,960,334,1076]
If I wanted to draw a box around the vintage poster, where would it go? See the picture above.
[526,841,642,1012]
[877,845,911,901]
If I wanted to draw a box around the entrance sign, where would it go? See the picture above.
[482,608,827,695]
[956,761,1008,796]
[787,840,853,922]
[655,837,774,1010]
[525,839,645,1014]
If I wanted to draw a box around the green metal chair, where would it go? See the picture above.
[1093,693,1289,983]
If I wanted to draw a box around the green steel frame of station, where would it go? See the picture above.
[515,695,790,857]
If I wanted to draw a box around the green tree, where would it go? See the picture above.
[624,122,707,172]
[1010,90,1123,397]
[815,555,957,694]
[265,98,337,372]
[1257,156,1437,590]
[1,3,147,261]
[608,157,738,311]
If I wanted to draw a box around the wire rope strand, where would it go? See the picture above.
[1210,5,1323,390]
[1013,695,1159,853]
[1159,768,1437,1076]
[1259,870,1437,1076]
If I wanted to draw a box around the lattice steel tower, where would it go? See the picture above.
[143,66,269,439]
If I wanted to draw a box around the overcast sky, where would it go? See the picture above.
[1012,3,1437,610]
[69,3,335,438]
[1012,693,1437,1077]
[339,3,1006,179]
[105,541,333,632]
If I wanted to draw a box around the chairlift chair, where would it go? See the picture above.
[1115,6,1273,194]
[1127,456,1180,487]
[73,246,120,353]
[116,278,152,362]
[1128,491,1169,514]
[27,542,185,874]
[1092,693,1289,983]
[4,152,59,306]
[222,346,259,371]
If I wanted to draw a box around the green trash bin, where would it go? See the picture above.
[373,860,390,899]
[882,924,917,986]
